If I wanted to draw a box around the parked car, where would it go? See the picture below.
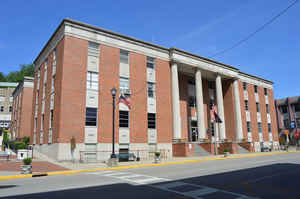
[116,153,137,162]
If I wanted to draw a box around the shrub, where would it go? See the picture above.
[22,136,30,145]
[23,158,32,165]
[15,142,27,150]
[223,148,229,153]
[155,152,161,157]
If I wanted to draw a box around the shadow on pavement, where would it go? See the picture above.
[1,163,300,199]
[0,185,18,189]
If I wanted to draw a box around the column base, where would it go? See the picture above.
[172,138,187,143]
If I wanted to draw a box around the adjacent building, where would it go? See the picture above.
[0,82,17,130]
[275,96,300,144]
[10,77,34,140]
[29,19,279,161]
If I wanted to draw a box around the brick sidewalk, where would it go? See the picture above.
[0,160,69,173]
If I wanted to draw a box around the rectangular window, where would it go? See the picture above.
[9,106,12,112]
[210,122,215,136]
[146,57,155,69]
[281,106,288,113]
[266,104,270,113]
[208,81,215,89]
[86,71,99,90]
[294,104,300,112]
[50,110,54,129]
[88,42,100,56]
[243,82,247,91]
[120,50,129,64]
[52,49,56,74]
[147,82,156,98]
[245,100,249,111]
[41,114,44,130]
[188,80,195,85]
[0,106,4,112]
[254,85,258,93]
[85,108,97,126]
[0,88,5,96]
[268,123,272,132]
[247,121,251,132]
[209,99,214,109]
[283,119,290,129]
[258,122,262,133]
[296,118,300,127]
[120,77,130,90]
[256,102,260,112]
[119,111,129,128]
[147,113,156,129]
[189,96,196,107]
[264,88,268,95]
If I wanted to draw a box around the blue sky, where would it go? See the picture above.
[0,0,299,99]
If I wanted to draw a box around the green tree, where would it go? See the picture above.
[5,64,34,82]
[0,72,7,82]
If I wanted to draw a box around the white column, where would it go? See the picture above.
[233,79,243,141]
[215,74,226,140]
[195,69,206,140]
[171,62,181,140]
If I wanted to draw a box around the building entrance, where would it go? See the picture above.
[190,120,198,142]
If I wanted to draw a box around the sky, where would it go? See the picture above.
[0,0,299,99]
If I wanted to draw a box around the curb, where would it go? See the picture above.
[0,150,298,181]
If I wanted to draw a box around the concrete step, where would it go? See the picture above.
[194,144,210,156]
[237,145,249,154]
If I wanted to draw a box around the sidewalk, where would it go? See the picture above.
[48,150,294,171]
[0,150,297,178]
[0,160,69,176]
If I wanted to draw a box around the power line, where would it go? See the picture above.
[209,0,299,58]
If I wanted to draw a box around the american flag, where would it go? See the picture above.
[210,104,222,123]
[119,94,131,109]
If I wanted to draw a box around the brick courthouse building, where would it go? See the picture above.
[29,19,279,161]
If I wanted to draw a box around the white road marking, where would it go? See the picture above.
[85,170,259,198]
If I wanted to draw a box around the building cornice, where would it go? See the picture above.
[12,77,34,97]
[32,18,274,88]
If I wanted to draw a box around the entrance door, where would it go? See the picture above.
[190,120,198,142]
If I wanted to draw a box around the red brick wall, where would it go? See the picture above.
[258,86,269,142]
[156,59,172,143]
[19,87,34,138]
[268,89,279,141]
[247,84,259,142]
[53,38,65,143]
[36,62,45,145]
[98,45,120,143]
[57,36,87,143]
[30,70,39,144]
[238,80,248,139]
[130,52,147,143]
[179,74,189,141]
[223,80,236,141]
[203,79,209,137]
[172,143,194,157]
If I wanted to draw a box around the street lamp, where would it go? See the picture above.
[111,87,117,159]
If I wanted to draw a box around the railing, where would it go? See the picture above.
[79,149,171,163]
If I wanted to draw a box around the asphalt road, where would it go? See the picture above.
[0,152,300,199]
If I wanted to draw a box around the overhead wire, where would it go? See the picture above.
[209,0,299,58]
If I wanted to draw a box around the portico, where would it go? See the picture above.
[170,49,244,154]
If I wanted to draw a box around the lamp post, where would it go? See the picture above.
[111,87,117,159]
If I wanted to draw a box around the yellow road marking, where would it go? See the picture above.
[0,151,298,181]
